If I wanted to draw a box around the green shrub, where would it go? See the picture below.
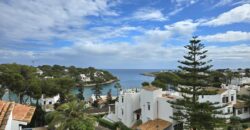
[98,118,117,130]
[242,124,248,129]
[116,122,132,130]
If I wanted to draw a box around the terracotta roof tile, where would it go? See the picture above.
[204,87,227,94]
[0,100,36,129]
[13,103,36,123]
[233,100,249,109]
[138,119,172,130]
[142,86,159,91]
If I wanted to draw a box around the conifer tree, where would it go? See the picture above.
[170,36,224,130]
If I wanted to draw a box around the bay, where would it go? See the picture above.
[72,69,158,99]
[3,69,158,102]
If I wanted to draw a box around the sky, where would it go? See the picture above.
[0,0,250,69]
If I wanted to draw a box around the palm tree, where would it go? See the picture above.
[46,100,96,130]
[114,82,122,97]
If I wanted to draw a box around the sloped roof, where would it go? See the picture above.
[142,86,159,91]
[13,103,36,122]
[0,101,14,130]
[204,87,227,94]
[233,100,249,109]
[0,100,36,129]
[137,119,172,130]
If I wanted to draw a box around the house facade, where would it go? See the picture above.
[111,85,250,130]
[40,94,60,112]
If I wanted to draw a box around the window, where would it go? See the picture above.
[202,95,204,98]
[147,102,150,110]
[49,101,52,104]
[238,109,242,114]
[122,109,124,115]
[228,107,231,113]
[222,97,229,103]
[122,96,124,103]
[244,107,248,113]
[231,95,234,101]
[44,101,46,105]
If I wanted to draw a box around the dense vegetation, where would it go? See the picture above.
[0,63,117,129]
[151,68,249,90]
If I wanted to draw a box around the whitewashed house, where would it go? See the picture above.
[198,87,237,119]
[231,77,250,85]
[36,68,43,75]
[114,86,181,130]
[221,84,240,92]
[110,85,250,130]
[40,94,60,112]
[233,100,250,120]
[80,74,91,82]
[0,100,36,130]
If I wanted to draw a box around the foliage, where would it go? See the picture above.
[25,105,46,128]
[0,63,41,103]
[114,82,122,97]
[92,82,102,100]
[141,82,150,86]
[98,118,117,130]
[208,71,226,87]
[77,87,85,101]
[106,89,112,104]
[46,100,96,130]
[151,72,181,90]
[169,37,225,129]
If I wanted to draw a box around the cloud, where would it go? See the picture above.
[212,0,234,8]
[207,44,250,60]
[171,0,199,7]
[164,19,199,36]
[212,0,250,8]
[132,8,168,21]
[200,31,250,42]
[0,0,118,45]
[169,0,199,16]
[204,4,250,26]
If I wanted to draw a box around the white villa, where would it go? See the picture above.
[79,74,91,82]
[40,94,60,112]
[107,85,250,130]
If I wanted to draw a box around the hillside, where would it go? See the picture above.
[37,65,118,85]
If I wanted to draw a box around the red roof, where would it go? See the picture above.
[0,100,36,129]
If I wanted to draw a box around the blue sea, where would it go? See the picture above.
[3,69,158,102]
[72,69,158,99]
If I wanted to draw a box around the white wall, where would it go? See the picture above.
[115,92,140,127]
[5,111,13,130]
[198,89,237,118]
[41,94,59,105]
[11,120,27,130]
[235,107,250,119]
[140,88,162,123]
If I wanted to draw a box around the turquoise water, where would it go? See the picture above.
[3,69,158,102]
[72,69,158,99]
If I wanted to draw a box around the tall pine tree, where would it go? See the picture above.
[170,36,224,129]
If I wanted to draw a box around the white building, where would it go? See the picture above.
[198,87,237,119]
[0,100,36,130]
[113,86,181,130]
[221,84,240,92]
[36,68,43,75]
[110,86,250,130]
[40,94,60,112]
[231,77,250,85]
[80,74,91,82]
